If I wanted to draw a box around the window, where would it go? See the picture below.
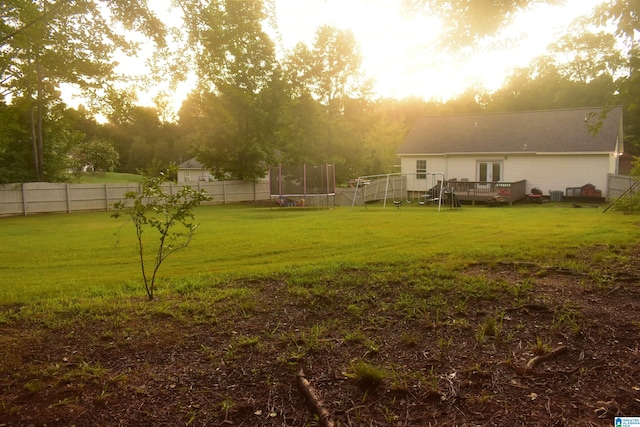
[184,171,191,182]
[416,160,427,179]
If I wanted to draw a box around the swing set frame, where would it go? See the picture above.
[351,172,447,211]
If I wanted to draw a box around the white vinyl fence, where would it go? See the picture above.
[607,173,639,200]
[0,180,271,217]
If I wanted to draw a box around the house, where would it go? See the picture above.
[397,106,624,202]
[177,158,213,183]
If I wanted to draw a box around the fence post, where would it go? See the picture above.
[223,181,227,204]
[21,183,27,216]
[66,183,71,213]
[105,183,109,210]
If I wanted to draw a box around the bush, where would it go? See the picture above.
[112,173,211,300]
[612,192,640,213]
[612,157,640,213]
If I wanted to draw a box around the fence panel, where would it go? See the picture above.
[107,183,142,208]
[25,183,69,214]
[608,174,639,200]
[0,180,271,217]
[69,184,110,212]
[0,183,25,216]
[197,182,226,203]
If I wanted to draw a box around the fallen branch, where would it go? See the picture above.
[297,368,334,427]
[605,285,624,296]
[526,346,568,370]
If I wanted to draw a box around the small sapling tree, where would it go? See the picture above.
[112,173,211,300]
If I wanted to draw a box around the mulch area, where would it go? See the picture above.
[1,245,639,426]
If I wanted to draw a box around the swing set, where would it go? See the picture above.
[351,172,447,211]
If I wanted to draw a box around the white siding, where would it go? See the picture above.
[177,168,212,183]
[609,143,621,175]
[400,156,448,191]
[401,153,612,197]
[503,154,610,195]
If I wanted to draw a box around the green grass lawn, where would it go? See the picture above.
[2,202,639,426]
[75,171,144,184]
[0,203,638,304]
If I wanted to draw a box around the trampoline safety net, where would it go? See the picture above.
[269,164,336,197]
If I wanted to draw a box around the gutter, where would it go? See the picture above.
[398,151,612,156]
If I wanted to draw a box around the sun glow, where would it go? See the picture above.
[60,0,607,115]
[275,0,607,101]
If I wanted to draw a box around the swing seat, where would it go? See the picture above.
[393,200,402,209]
[419,193,440,205]
[363,198,382,209]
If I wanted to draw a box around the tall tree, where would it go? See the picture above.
[402,0,562,46]
[593,2,640,152]
[0,98,85,183]
[0,0,165,181]
[0,100,35,183]
[487,57,619,113]
[285,26,370,117]
[102,105,187,174]
[550,24,626,84]
[71,139,120,173]
[282,26,373,180]
[177,0,285,180]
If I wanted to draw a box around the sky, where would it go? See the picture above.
[271,0,605,100]
[61,0,606,112]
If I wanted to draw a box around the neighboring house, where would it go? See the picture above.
[397,106,624,201]
[177,158,213,183]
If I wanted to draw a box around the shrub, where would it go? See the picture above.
[112,173,211,300]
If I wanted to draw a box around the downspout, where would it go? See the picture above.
[615,137,620,175]
[443,153,448,178]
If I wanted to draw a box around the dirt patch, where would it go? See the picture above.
[1,246,639,426]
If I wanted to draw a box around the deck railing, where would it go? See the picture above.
[441,179,527,205]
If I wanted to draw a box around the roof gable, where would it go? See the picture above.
[178,158,206,169]
[397,106,622,155]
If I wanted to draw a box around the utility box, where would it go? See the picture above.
[550,191,563,202]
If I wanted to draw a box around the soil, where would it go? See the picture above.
[1,245,639,426]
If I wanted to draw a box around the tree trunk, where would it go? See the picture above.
[36,58,45,181]
[30,105,40,180]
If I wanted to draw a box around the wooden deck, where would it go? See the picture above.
[420,180,528,206]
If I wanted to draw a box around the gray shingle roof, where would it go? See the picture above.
[397,106,622,155]
[178,158,205,169]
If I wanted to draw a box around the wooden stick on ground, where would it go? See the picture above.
[297,368,334,427]
[526,346,568,370]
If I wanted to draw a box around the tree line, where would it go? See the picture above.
[1,0,638,185]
